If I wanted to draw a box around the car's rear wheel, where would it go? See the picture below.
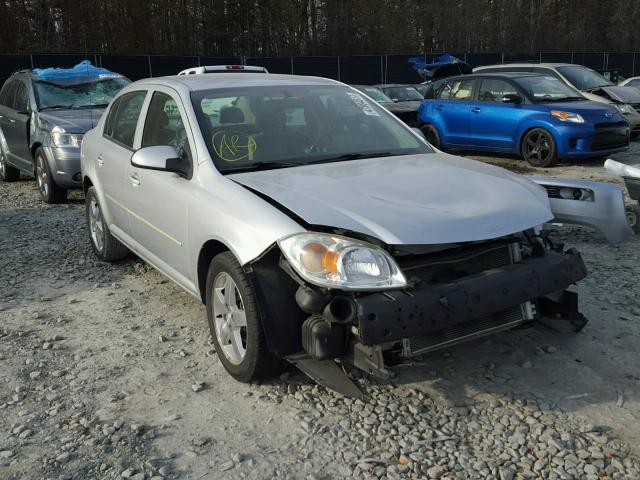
[0,145,20,182]
[625,203,640,234]
[35,148,67,203]
[85,186,129,261]
[420,124,441,149]
[521,128,558,167]
[205,252,283,382]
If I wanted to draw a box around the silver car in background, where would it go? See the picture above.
[80,73,631,396]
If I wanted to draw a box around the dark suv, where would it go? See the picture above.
[0,62,129,202]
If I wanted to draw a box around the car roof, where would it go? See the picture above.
[375,84,415,88]
[130,73,343,93]
[476,63,576,69]
[438,72,549,81]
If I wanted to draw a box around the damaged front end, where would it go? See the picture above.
[254,230,588,398]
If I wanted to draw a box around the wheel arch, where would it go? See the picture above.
[82,175,94,194]
[197,239,233,304]
[518,123,559,155]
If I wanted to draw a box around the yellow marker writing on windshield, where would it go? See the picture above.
[212,131,257,162]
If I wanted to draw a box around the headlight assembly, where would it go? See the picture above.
[550,111,584,123]
[278,232,406,290]
[50,126,83,148]
[613,104,634,115]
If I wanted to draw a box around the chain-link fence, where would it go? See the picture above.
[1,52,637,86]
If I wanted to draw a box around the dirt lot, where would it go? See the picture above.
[1,144,639,480]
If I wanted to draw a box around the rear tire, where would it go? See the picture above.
[0,144,20,182]
[625,203,640,234]
[205,251,283,382]
[35,148,67,203]
[521,128,558,167]
[85,187,129,261]
[420,124,441,149]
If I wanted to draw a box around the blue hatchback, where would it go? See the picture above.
[418,73,630,167]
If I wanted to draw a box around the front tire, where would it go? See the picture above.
[205,252,282,382]
[85,187,129,261]
[0,144,20,182]
[521,128,558,167]
[625,203,640,234]
[35,148,67,203]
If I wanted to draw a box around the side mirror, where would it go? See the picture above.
[392,98,399,102]
[130,145,190,177]
[502,93,523,104]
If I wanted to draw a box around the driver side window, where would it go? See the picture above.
[141,91,192,162]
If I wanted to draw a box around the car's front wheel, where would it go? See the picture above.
[35,148,67,203]
[0,144,20,182]
[85,187,129,261]
[521,128,558,167]
[205,252,283,382]
[625,203,640,234]
[420,124,441,149]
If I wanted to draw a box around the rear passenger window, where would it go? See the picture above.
[449,79,475,100]
[105,91,146,149]
[13,82,29,112]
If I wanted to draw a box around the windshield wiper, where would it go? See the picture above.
[76,103,110,109]
[39,104,74,111]
[543,96,585,102]
[222,161,301,174]
[307,152,394,165]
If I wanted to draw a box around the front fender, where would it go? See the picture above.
[529,175,632,244]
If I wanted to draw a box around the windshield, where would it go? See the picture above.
[356,86,393,103]
[556,65,613,91]
[191,84,431,174]
[513,75,584,102]
[382,86,424,101]
[34,78,131,109]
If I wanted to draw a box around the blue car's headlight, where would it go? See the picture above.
[550,111,585,123]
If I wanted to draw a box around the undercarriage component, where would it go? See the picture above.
[537,290,588,333]
[287,353,362,399]
[400,302,536,357]
[351,342,394,379]
[301,315,348,360]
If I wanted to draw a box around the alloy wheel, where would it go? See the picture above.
[88,198,105,252]
[212,272,248,365]
[36,154,49,198]
[524,132,552,164]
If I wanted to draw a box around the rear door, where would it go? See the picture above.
[431,78,476,145]
[4,80,33,169]
[469,78,525,150]
[0,81,17,163]
[97,90,148,238]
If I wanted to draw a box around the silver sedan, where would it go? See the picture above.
[80,73,631,396]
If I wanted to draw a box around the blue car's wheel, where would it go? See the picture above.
[420,124,441,149]
[522,129,557,167]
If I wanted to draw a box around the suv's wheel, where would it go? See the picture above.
[205,252,283,382]
[0,145,20,182]
[625,203,640,234]
[35,148,67,203]
[521,128,558,167]
[85,187,129,261]
[420,124,441,149]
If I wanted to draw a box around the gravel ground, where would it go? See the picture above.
[1,144,639,480]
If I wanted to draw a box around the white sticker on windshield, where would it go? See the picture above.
[346,92,380,116]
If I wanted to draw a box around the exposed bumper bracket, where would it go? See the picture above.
[537,290,588,333]
[287,353,363,399]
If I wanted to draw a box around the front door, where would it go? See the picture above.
[4,81,32,169]
[469,78,524,150]
[126,88,195,286]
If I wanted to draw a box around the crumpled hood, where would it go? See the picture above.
[37,108,105,133]
[229,153,553,245]
[589,85,640,103]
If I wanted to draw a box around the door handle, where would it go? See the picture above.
[129,173,141,187]
[97,154,104,166]
[8,119,15,123]
[471,107,481,113]
[435,105,444,111]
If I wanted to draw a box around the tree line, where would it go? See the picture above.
[0,0,638,56]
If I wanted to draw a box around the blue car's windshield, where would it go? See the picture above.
[556,65,613,91]
[34,78,131,110]
[191,84,431,173]
[513,76,585,102]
